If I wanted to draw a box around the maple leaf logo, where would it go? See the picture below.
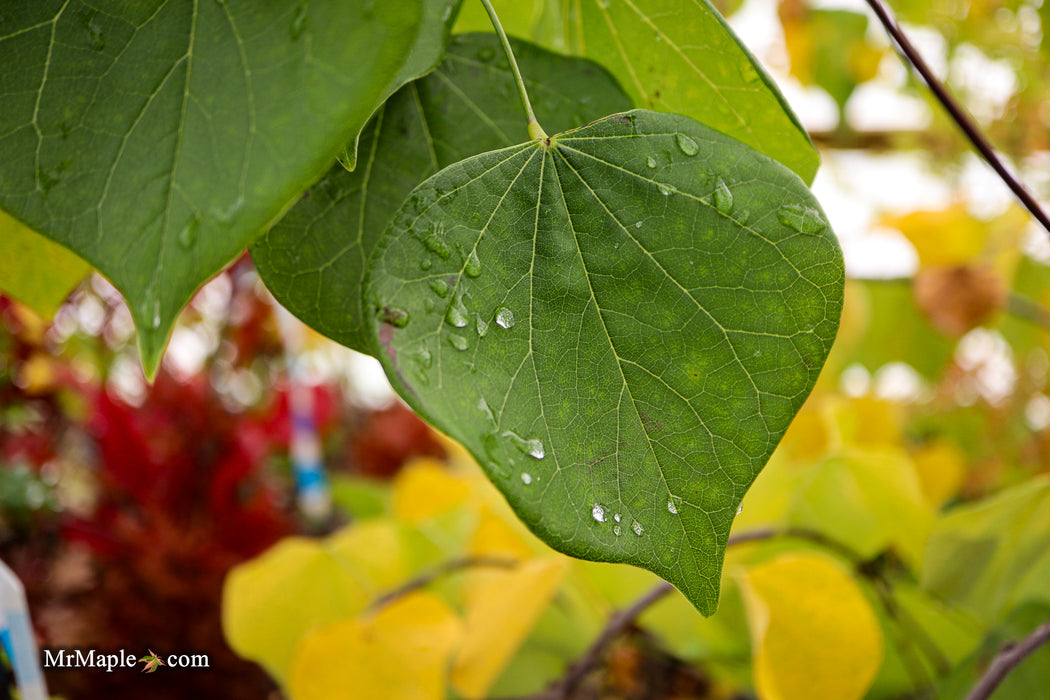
[138,650,165,674]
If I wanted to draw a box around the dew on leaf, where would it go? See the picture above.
[503,431,545,459]
[151,299,161,329]
[658,182,677,196]
[177,215,200,249]
[635,221,642,228]
[475,314,489,337]
[777,203,827,235]
[429,279,450,298]
[445,288,469,328]
[378,306,410,328]
[521,472,532,485]
[667,499,678,514]
[495,306,515,329]
[713,177,734,214]
[676,132,699,156]
[477,397,495,425]
[631,521,644,536]
[464,249,482,278]
[447,333,468,351]
[646,155,657,169]
[423,298,434,313]
[290,4,307,40]
[591,504,607,523]
[614,525,622,536]
[420,258,433,271]
[409,345,432,369]
[737,505,744,515]
[614,513,622,523]
[419,221,452,259]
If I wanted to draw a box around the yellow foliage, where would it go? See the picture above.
[911,440,966,507]
[831,396,903,448]
[222,538,371,685]
[289,592,463,700]
[392,458,471,524]
[738,553,883,700]
[451,557,570,698]
[469,505,535,560]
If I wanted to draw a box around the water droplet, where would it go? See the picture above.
[151,299,161,329]
[591,504,607,522]
[464,249,482,278]
[378,306,410,328]
[777,203,827,234]
[86,15,105,51]
[502,431,545,459]
[290,3,307,39]
[521,472,532,485]
[738,210,751,225]
[475,314,489,337]
[737,505,744,515]
[420,258,433,271]
[713,178,733,214]
[423,298,434,313]
[614,525,622,536]
[657,182,677,196]
[631,521,644,536]
[447,333,468,351]
[646,155,657,169]
[495,306,515,329]
[429,279,449,298]
[676,132,699,156]
[177,215,200,248]
[477,397,495,424]
[445,288,469,328]
[419,221,452,259]
[614,513,621,523]
[409,345,432,369]
[635,221,642,228]
[476,45,496,62]
[667,500,678,514]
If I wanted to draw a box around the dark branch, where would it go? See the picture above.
[863,0,1050,236]
[368,555,518,611]
[964,619,1050,700]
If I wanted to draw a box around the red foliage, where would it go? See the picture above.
[351,402,446,479]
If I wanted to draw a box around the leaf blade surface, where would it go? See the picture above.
[365,109,843,613]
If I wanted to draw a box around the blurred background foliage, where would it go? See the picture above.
[2,0,1050,698]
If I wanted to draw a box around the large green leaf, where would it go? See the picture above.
[0,210,89,318]
[452,0,819,183]
[568,0,818,184]
[364,109,843,614]
[921,477,1050,624]
[0,0,439,377]
[252,33,632,353]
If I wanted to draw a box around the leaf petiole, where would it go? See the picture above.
[478,0,549,141]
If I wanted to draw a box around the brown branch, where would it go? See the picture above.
[367,555,518,611]
[964,619,1050,700]
[863,0,1050,236]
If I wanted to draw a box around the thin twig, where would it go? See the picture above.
[964,619,1050,700]
[863,0,1050,235]
[1007,293,1050,332]
[367,555,518,611]
[552,581,674,698]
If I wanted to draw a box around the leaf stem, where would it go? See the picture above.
[478,0,548,141]
[863,0,1050,236]
[367,555,518,612]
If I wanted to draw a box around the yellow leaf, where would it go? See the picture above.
[392,458,471,524]
[222,538,370,685]
[289,592,463,700]
[0,211,90,318]
[883,203,986,268]
[469,505,535,560]
[831,397,902,448]
[911,440,966,507]
[326,518,411,594]
[738,553,883,700]
[451,557,569,698]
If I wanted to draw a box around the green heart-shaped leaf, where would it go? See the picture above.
[365,109,843,614]
[252,33,632,353]
[0,0,438,377]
